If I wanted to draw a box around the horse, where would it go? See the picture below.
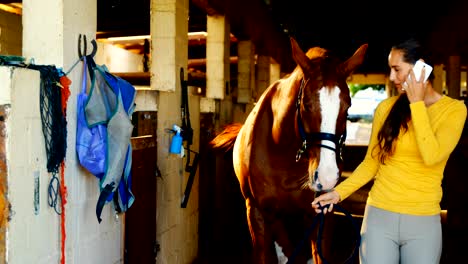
[209,37,368,264]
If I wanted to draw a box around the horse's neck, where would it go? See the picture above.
[252,72,302,147]
[239,71,303,159]
[271,72,302,124]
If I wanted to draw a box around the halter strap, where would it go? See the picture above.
[295,78,346,162]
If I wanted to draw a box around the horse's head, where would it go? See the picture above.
[290,37,368,192]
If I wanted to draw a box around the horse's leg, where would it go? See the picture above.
[271,219,310,264]
[246,198,277,264]
[271,220,292,264]
[310,213,335,264]
[310,239,322,264]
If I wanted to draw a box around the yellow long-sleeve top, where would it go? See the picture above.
[336,95,467,215]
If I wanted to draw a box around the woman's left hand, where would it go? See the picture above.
[311,190,341,214]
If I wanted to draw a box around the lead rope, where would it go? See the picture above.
[179,67,200,208]
[286,203,361,264]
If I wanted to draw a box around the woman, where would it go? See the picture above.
[311,38,467,264]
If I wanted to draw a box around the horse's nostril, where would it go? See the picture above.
[314,170,319,182]
[316,183,323,191]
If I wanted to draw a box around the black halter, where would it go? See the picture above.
[295,79,346,162]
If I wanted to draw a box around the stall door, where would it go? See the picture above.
[125,111,158,264]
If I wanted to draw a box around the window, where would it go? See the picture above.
[346,85,387,146]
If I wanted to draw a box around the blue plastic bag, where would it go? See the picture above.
[76,56,107,178]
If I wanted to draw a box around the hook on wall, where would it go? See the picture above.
[78,34,97,60]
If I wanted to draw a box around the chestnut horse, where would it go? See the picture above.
[210,37,367,264]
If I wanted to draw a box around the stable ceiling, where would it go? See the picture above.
[3,0,468,74]
[96,0,468,73]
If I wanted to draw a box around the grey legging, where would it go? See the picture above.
[359,205,442,264]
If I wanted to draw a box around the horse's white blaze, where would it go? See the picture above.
[312,86,340,191]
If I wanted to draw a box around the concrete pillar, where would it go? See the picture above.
[20,1,125,263]
[1,66,44,264]
[206,15,230,100]
[205,15,231,128]
[256,55,270,99]
[23,0,96,66]
[237,40,255,103]
[151,0,188,92]
[461,71,467,98]
[433,64,445,94]
[446,55,461,99]
[151,0,199,263]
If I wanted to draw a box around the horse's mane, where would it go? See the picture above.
[277,46,330,91]
[305,46,328,59]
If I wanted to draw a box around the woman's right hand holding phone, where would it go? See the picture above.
[405,60,430,103]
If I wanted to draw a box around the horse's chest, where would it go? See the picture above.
[257,188,315,214]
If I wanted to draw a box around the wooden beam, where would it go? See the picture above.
[191,0,295,72]
[191,0,223,16]
[347,74,387,85]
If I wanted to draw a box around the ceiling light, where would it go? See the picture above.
[106,35,150,42]
[0,3,22,15]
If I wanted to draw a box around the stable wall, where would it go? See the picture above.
[0,5,200,260]
[0,3,129,262]
[0,65,124,263]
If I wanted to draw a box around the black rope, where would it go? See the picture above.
[8,62,74,215]
[180,67,193,148]
[286,211,322,264]
[29,65,68,173]
[180,67,195,170]
[179,67,200,208]
[143,39,150,72]
[286,203,361,264]
[28,64,68,215]
[48,172,62,215]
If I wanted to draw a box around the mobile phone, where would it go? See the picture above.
[409,60,433,82]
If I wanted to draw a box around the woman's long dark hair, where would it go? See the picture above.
[375,38,434,163]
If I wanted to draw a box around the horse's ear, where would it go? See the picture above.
[341,43,368,76]
[290,37,311,71]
